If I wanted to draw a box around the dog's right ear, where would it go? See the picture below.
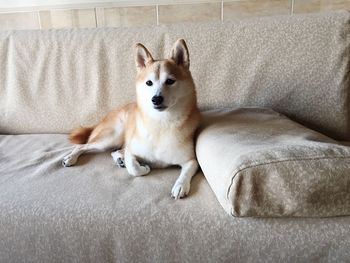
[134,43,154,71]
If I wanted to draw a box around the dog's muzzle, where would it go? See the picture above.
[152,95,163,105]
[152,95,167,111]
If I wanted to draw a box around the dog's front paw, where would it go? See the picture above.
[171,180,190,200]
[62,154,77,167]
[129,164,151,177]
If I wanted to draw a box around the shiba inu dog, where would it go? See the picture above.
[62,39,200,199]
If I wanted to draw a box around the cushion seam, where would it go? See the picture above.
[226,154,350,202]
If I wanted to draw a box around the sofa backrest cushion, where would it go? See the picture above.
[0,11,349,139]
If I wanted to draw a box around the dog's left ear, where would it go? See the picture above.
[169,39,190,69]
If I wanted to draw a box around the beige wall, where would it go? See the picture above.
[0,0,349,30]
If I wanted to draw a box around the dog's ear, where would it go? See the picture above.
[134,43,154,71]
[169,39,189,69]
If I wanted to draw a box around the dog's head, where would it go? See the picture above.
[134,39,197,117]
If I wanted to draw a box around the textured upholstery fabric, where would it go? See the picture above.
[1,134,350,262]
[1,10,350,262]
[196,108,350,217]
[0,11,350,139]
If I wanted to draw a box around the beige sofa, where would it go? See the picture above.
[1,11,350,262]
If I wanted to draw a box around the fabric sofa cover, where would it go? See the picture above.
[1,134,350,262]
[0,11,349,140]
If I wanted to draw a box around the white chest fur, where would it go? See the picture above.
[128,117,194,168]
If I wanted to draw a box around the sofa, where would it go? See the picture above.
[1,10,350,262]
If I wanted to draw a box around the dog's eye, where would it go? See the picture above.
[165,79,175,85]
[146,80,153,86]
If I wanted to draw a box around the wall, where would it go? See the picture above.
[0,0,349,30]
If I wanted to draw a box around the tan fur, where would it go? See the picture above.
[72,93,199,154]
[69,127,94,144]
[65,39,199,199]
[87,103,136,145]
[71,60,199,153]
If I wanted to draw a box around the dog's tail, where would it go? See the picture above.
[69,127,94,144]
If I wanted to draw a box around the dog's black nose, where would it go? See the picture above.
[152,95,163,106]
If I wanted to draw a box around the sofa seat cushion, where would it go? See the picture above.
[1,134,350,262]
[196,108,350,217]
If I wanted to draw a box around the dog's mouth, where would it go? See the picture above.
[153,105,167,111]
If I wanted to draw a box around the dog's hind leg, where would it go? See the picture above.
[62,104,133,167]
[62,139,116,167]
[62,144,94,167]
[62,126,124,167]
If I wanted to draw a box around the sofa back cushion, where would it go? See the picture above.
[0,11,349,139]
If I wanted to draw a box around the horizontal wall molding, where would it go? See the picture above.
[0,0,349,30]
[0,0,224,13]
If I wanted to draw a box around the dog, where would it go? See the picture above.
[62,39,200,199]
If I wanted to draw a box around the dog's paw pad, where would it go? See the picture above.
[116,157,126,168]
[171,180,190,200]
[111,151,125,168]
